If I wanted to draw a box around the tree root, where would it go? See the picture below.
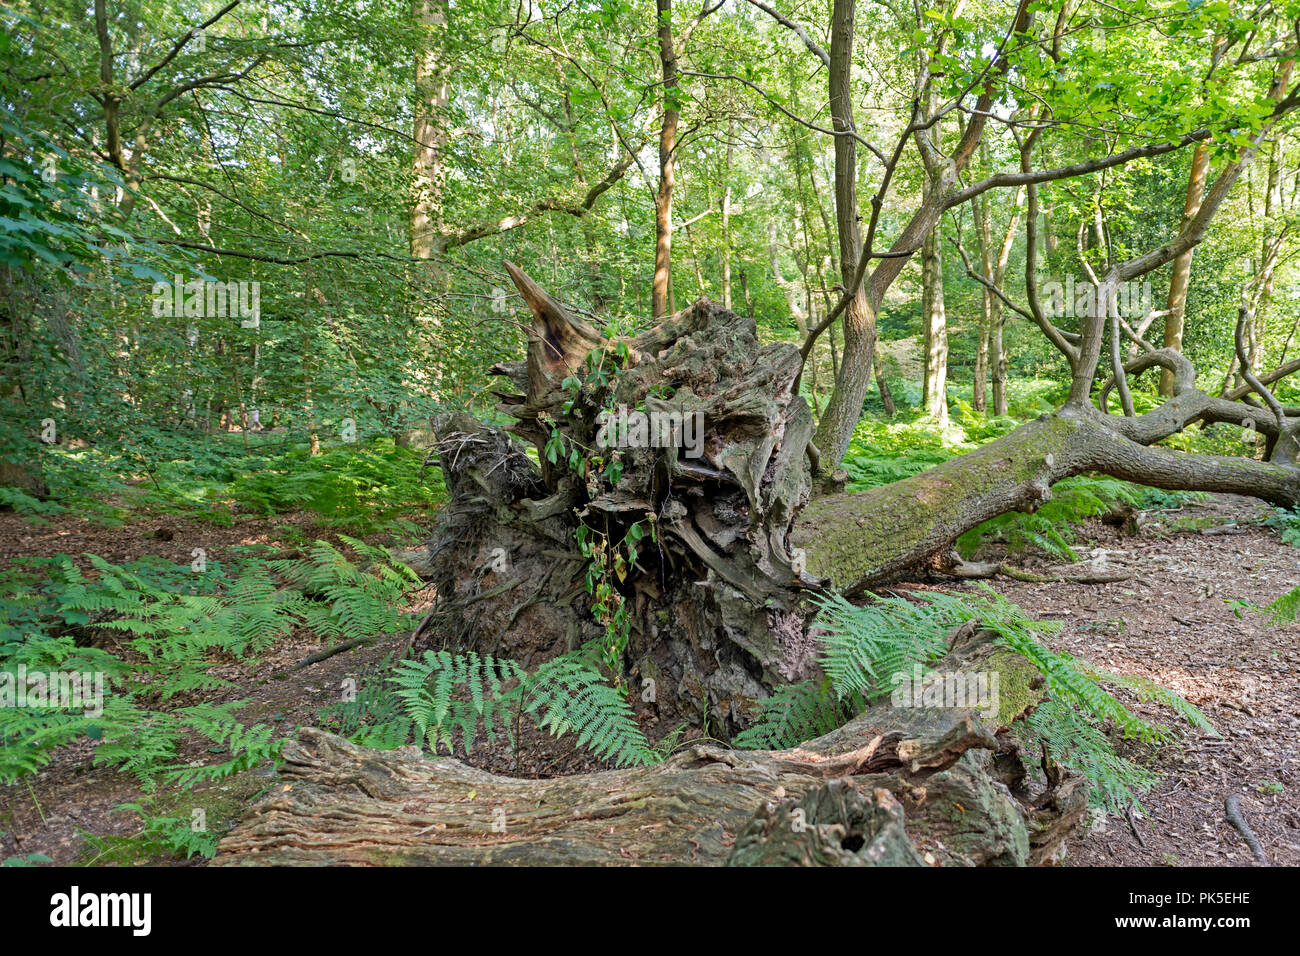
[942,552,1131,585]
[1224,794,1270,865]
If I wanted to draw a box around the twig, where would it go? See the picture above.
[1126,803,1147,848]
[396,604,439,660]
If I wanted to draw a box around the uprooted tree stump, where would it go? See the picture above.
[216,264,1097,865]
[417,262,823,737]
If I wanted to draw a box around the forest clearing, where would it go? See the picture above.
[1,0,1298,906]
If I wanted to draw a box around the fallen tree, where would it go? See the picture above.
[216,255,1284,866]
[408,261,1300,737]
[216,16,1300,868]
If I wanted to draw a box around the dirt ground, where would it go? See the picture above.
[0,492,1296,866]
[946,493,1299,866]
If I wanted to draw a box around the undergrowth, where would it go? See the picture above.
[317,644,666,770]
[0,537,424,860]
[19,436,444,538]
[735,585,1215,813]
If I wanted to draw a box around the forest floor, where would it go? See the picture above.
[945,493,1300,866]
[0,492,1296,866]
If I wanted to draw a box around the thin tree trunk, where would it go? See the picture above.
[921,226,949,426]
[873,350,896,417]
[1160,141,1210,394]
[410,0,449,261]
[652,0,679,319]
[973,195,993,413]
[991,185,1026,415]
[722,120,734,310]
[811,0,879,469]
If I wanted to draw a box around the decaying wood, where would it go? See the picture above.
[216,626,1086,866]
[408,266,1300,736]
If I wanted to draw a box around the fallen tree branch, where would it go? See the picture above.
[941,551,1132,585]
[216,627,1088,866]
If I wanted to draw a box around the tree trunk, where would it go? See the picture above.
[410,0,449,261]
[973,327,989,414]
[874,348,897,417]
[991,186,1025,416]
[722,120,734,311]
[973,194,994,413]
[991,319,1008,415]
[652,0,679,319]
[811,0,880,470]
[921,227,949,427]
[1160,141,1209,395]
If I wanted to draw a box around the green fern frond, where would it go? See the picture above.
[1267,583,1300,624]
[733,678,856,750]
[811,590,955,701]
[1069,658,1217,737]
[1018,699,1162,813]
[391,649,653,767]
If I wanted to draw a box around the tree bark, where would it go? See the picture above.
[410,0,449,260]
[921,226,950,426]
[722,120,735,311]
[811,0,880,470]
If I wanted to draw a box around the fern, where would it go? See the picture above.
[1267,583,1300,623]
[163,702,284,786]
[392,648,654,767]
[1018,699,1162,813]
[394,649,522,754]
[732,677,858,750]
[227,440,445,533]
[113,802,220,860]
[272,536,418,643]
[1068,658,1217,736]
[523,656,653,765]
[0,538,411,788]
[811,590,957,701]
[0,706,102,782]
[736,585,1207,817]
[318,661,414,749]
[958,476,1142,561]
[81,801,220,862]
[0,486,65,517]
[959,584,1170,744]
